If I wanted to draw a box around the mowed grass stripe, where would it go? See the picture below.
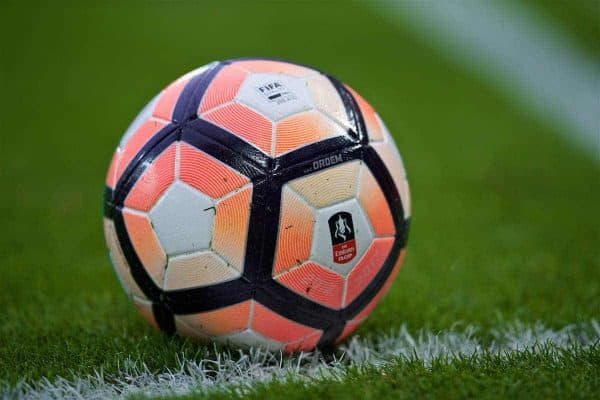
[520,0,600,60]
[374,0,600,156]
[0,1,598,393]
[1,321,598,400]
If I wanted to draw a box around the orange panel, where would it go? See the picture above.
[252,303,321,343]
[344,237,394,306]
[115,119,167,183]
[203,103,272,154]
[122,209,166,286]
[179,142,250,199]
[371,141,410,218]
[133,297,159,330]
[358,166,395,237]
[335,320,362,344]
[275,111,344,156]
[344,84,383,142]
[105,151,119,189]
[199,65,247,114]
[276,262,344,309]
[273,188,314,274]
[232,59,314,77]
[212,187,252,272]
[177,300,252,336]
[103,218,146,299]
[352,249,406,323]
[284,332,322,353]
[124,143,176,212]
[153,78,188,121]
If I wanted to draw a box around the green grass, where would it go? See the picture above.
[521,0,600,59]
[189,346,600,400]
[1,0,598,398]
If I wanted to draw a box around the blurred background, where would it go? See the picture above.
[0,0,598,383]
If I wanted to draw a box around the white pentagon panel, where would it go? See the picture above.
[149,181,215,256]
[236,73,314,121]
[377,115,406,179]
[164,251,240,290]
[305,74,353,131]
[288,160,361,209]
[221,329,283,351]
[175,316,209,340]
[310,199,374,276]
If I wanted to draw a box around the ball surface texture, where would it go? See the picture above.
[103,59,410,352]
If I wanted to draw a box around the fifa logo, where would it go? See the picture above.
[256,80,296,104]
[328,212,357,264]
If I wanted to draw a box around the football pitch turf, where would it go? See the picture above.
[1,1,598,398]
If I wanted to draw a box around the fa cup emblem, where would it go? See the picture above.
[328,212,357,264]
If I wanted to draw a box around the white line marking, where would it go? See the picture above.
[2,320,598,399]
[372,0,599,158]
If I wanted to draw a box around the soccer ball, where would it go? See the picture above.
[103,58,410,352]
